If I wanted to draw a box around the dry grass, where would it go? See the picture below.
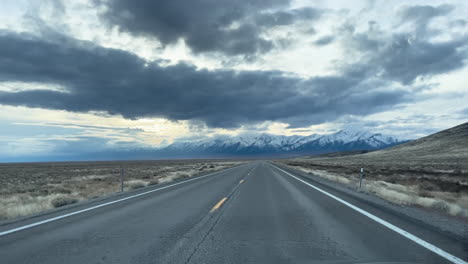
[51,196,79,208]
[0,193,81,219]
[286,165,468,218]
[125,179,148,190]
[0,160,245,220]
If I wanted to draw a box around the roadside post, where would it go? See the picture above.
[120,166,124,192]
[359,168,364,188]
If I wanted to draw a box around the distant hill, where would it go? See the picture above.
[367,122,468,161]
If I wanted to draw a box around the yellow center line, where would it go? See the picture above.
[239,179,244,184]
[210,197,228,213]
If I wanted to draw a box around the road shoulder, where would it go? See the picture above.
[271,161,468,244]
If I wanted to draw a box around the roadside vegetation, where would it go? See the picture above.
[0,160,244,220]
[278,158,468,217]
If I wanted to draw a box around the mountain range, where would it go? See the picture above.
[2,129,407,162]
[158,129,406,158]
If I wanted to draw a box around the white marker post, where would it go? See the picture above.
[359,168,364,188]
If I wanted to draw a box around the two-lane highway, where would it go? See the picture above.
[0,161,466,263]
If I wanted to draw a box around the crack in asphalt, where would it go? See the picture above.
[183,167,255,264]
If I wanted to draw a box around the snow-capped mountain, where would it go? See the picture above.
[159,129,406,157]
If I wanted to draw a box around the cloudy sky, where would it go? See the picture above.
[0,0,467,161]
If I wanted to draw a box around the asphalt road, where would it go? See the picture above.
[0,161,466,263]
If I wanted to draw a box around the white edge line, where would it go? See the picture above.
[0,164,245,237]
[270,163,467,264]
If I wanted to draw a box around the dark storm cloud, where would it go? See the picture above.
[255,7,322,27]
[398,4,455,43]
[342,4,468,85]
[97,0,322,56]
[371,34,467,84]
[398,4,454,35]
[313,35,334,46]
[0,30,413,128]
[450,19,467,27]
